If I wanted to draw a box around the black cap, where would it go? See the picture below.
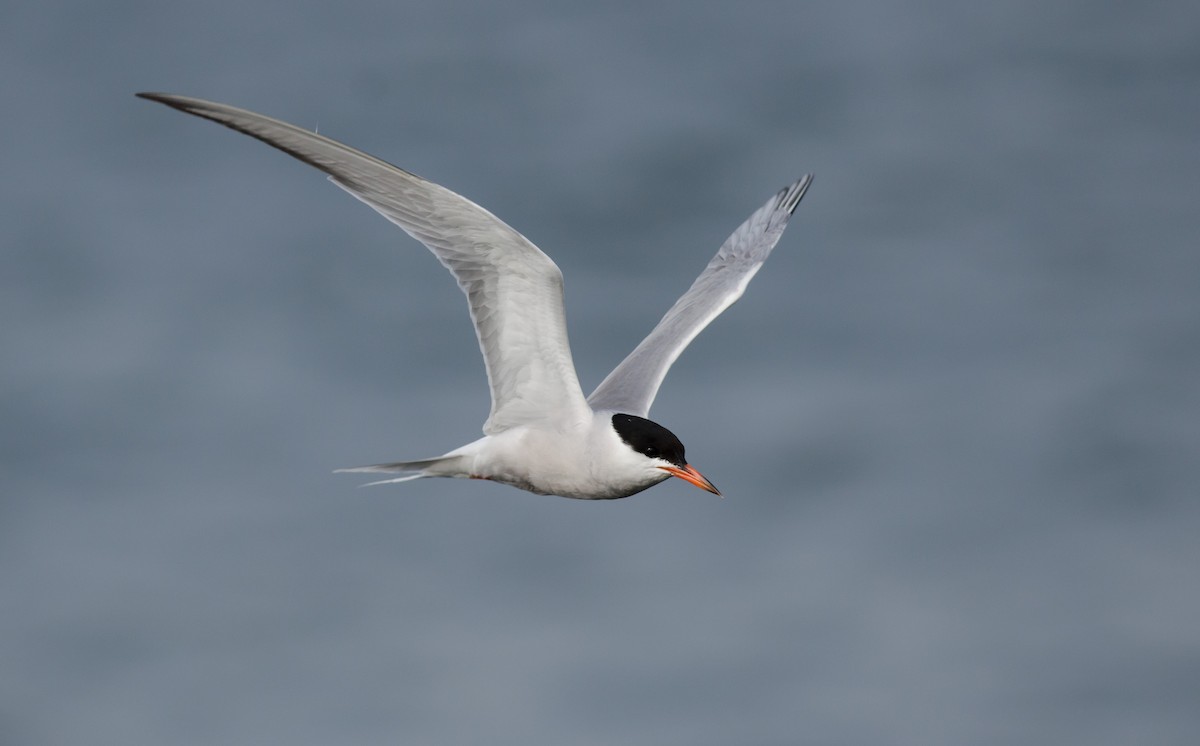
[611,414,687,468]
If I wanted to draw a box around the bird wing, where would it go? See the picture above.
[138,93,591,434]
[587,175,812,417]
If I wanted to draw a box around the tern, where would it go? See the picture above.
[139,93,812,499]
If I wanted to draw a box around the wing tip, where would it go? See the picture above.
[135,91,194,111]
[777,174,814,215]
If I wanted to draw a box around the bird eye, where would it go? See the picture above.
[643,447,659,458]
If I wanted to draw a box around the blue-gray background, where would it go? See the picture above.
[3,1,1198,744]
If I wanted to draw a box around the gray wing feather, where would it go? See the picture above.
[138,93,590,434]
[587,175,812,416]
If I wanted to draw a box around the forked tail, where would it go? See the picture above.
[334,456,461,487]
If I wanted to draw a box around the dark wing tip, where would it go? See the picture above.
[135,92,214,119]
[777,173,814,215]
[136,92,185,107]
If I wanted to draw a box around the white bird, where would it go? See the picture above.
[138,93,812,500]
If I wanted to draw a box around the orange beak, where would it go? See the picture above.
[659,464,721,496]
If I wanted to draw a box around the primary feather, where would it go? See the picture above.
[136,92,590,435]
[587,175,812,416]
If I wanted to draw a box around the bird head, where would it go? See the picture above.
[610,413,720,496]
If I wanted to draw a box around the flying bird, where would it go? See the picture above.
[138,93,812,499]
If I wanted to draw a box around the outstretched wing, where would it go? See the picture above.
[587,175,812,416]
[139,93,591,434]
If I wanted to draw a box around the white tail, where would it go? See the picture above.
[334,455,468,487]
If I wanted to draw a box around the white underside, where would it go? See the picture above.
[344,411,673,500]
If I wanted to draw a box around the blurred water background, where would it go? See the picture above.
[3,1,1198,744]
